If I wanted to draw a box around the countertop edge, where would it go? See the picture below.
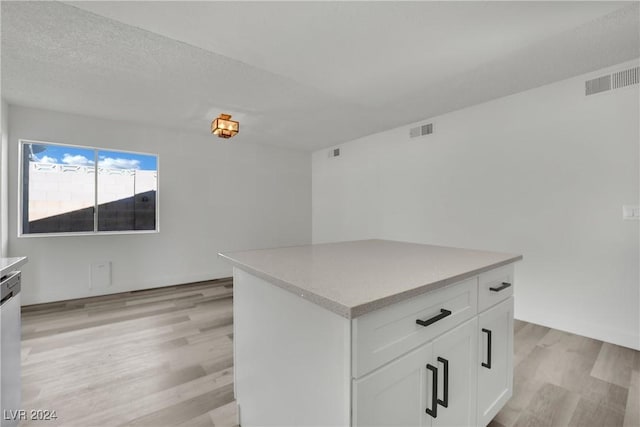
[219,252,523,319]
[0,256,29,278]
[218,253,352,318]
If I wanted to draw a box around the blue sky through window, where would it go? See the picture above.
[30,143,157,171]
[98,150,157,171]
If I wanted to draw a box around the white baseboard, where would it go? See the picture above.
[514,313,640,351]
[20,272,230,306]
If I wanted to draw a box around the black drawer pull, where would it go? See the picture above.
[1,291,13,305]
[489,282,511,292]
[416,309,452,327]
[437,357,449,408]
[426,363,438,418]
[482,328,492,369]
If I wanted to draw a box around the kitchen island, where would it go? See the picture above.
[220,240,522,426]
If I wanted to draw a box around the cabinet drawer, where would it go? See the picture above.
[352,278,478,378]
[478,265,514,312]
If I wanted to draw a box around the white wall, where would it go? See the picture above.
[313,60,640,350]
[1,1,6,257]
[1,99,8,257]
[8,105,311,305]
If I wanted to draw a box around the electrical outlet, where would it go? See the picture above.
[91,261,112,289]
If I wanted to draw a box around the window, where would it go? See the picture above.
[20,140,158,235]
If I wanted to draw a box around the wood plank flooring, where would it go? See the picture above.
[19,280,639,426]
[491,320,640,427]
[19,279,237,427]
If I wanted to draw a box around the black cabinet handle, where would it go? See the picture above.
[0,291,13,305]
[437,357,449,408]
[426,363,438,418]
[416,309,452,327]
[482,328,492,369]
[489,282,511,292]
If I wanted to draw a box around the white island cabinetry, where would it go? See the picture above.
[354,317,478,427]
[478,297,514,426]
[220,240,521,427]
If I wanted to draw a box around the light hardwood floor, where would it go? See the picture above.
[20,279,237,427]
[19,280,639,427]
[491,320,639,427]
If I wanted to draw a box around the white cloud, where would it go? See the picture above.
[62,154,94,166]
[37,155,58,164]
[98,157,140,170]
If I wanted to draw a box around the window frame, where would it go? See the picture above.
[18,139,160,238]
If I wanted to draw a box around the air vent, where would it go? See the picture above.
[585,75,611,95]
[409,123,434,138]
[612,66,639,89]
[586,66,639,96]
[328,148,340,158]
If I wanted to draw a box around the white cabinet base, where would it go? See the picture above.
[354,342,432,427]
[477,297,514,426]
[431,318,478,427]
[233,268,351,426]
[233,265,515,427]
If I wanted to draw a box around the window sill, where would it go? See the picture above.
[17,230,160,238]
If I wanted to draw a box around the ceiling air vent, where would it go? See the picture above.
[409,123,433,138]
[585,75,611,95]
[586,66,639,96]
[612,66,639,89]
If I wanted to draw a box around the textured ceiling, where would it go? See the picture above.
[2,1,639,151]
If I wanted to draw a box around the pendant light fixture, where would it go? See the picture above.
[211,114,239,138]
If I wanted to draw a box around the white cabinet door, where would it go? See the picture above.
[477,297,514,427]
[353,342,432,427]
[431,318,477,427]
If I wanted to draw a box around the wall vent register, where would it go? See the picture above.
[585,66,639,96]
[409,123,433,138]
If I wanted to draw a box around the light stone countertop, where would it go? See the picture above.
[0,257,28,278]
[219,239,522,319]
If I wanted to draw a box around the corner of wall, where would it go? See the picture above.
[0,99,9,257]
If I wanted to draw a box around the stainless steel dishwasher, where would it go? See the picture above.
[1,271,21,427]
